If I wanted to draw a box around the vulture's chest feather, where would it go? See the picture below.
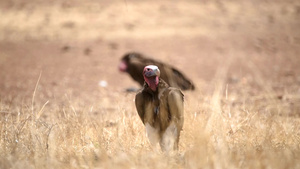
[143,91,170,131]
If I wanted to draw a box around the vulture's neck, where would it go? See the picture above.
[145,76,159,92]
[144,78,169,95]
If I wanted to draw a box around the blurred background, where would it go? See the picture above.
[1,1,300,168]
[0,0,300,106]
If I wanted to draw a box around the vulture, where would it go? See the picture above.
[135,65,184,152]
[119,52,195,91]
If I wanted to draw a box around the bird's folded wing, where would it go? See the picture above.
[135,92,145,124]
[167,89,184,126]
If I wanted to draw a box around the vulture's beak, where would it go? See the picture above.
[144,65,160,78]
[143,65,160,91]
[144,70,159,77]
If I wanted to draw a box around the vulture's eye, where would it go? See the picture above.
[147,69,150,71]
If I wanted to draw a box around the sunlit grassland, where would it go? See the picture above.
[0,0,300,168]
[1,69,300,169]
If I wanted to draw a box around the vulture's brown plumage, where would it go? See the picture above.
[119,52,195,91]
[135,65,184,152]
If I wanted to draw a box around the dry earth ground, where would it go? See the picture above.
[0,0,300,168]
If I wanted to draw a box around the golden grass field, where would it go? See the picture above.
[1,0,300,168]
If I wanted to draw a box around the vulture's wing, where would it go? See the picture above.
[158,64,195,90]
[167,88,184,128]
[135,91,145,124]
[170,67,195,90]
[122,52,195,90]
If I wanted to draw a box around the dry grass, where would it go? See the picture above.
[1,65,300,169]
[1,0,300,168]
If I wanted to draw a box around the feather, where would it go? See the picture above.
[135,78,184,152]
[120,52,195,90]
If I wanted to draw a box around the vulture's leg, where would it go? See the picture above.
[145,123,160,148]
[160,123,178,153]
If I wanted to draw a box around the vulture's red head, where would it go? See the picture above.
[143,65,160,91]
[119,59,128,72]
[119,53,140,72]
